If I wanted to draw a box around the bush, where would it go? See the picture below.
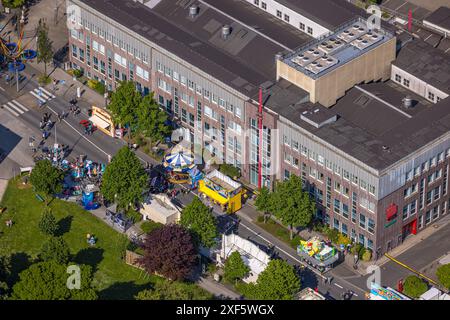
[218,164,240,179]
[312,221,325,232]
[141,220,163,234]
[73,69,83,78]
[290,236,303,249]
[126,209,142,224]
[351,243,365,258]
[337,233,351,246]
[324,227,339,244]
[436,264,450,289]
[38,74,51,85]
[87,79,106,95]
[362,249,372,262]
[403,275,428,298]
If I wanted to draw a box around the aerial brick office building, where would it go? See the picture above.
[68,0,450,257]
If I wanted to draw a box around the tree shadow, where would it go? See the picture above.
[55,215,73,236]
[8,252,34,285]
[98,281,152,300]
[73,247,104,274]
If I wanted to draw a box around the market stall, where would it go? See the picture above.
[198,169,242,213]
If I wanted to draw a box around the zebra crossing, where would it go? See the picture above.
[29,86,56,104]
[2,99,29,117]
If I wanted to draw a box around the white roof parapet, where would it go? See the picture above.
[206,169,241,190]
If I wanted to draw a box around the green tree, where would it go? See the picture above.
[135,281,212,300]
[107,81,141,139]
[247,259,300,300]
[0,255,12,300]
[36,19,54,77]
[180,197,218,248]
[11,261,97,300]
[101,147,148,210]
[271,175,315,239]
[40,236,70,264]
[1,0,25,9]
[38,207,58,236]
[403,275,428,298]
[436,264,450,290]
[223,251,250,285]
[255,187,273,223]
[29,159,64,205]
[136,93,171,141]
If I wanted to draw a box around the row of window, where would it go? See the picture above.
[394,73,443,103]
[283,136,377,195]
[75,17,150,63]
[332,219,374,250]
[405,151,449,182]
[252,0,313,35]
[156,61,242,119]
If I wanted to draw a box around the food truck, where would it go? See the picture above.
[198,169,243,213]
[89,106,115,137]
[297,237,340,272]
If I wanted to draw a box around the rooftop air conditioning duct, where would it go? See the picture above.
[402,96,412,108]
[222,25,232,39]
[189,5,199,18]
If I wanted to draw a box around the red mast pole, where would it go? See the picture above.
[408,9,412,32]
[258,87,263,189]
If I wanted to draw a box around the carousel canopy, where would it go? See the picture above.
[163,151,194,172]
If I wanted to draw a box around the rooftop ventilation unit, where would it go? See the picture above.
[304,55,338,74]
[291,49,324,67]
[402,96,413,108]
[189,5,199,18]
[318,37,345,54]
[337,22,367,43]
[222,25,232,39]
[350,31,383,50]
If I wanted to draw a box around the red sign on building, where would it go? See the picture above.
[386,204,398,221]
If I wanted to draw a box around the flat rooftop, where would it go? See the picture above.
[79,0,312,97]
[281,17,394,79]
[276,0,364,30]
[200,0,312,50]
[424,6,450,32]
[393,39,450,94]
[267,80,450,171]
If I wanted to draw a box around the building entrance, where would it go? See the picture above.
[402,219,417,239]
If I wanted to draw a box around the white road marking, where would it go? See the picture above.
[11,100,28,113]
[0,86,5,91]
[334,283,344,289]
[30,90,47,103]
[7,102,24,114]
[39,86,56,99]
[2,104,19,116]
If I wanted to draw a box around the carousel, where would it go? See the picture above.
[162,145,203,185]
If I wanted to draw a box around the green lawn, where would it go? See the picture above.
[255,217,304,250]
[0,179,192,299]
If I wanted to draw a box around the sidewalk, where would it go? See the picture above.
[23,61,105,109]
[356,213,450,274]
